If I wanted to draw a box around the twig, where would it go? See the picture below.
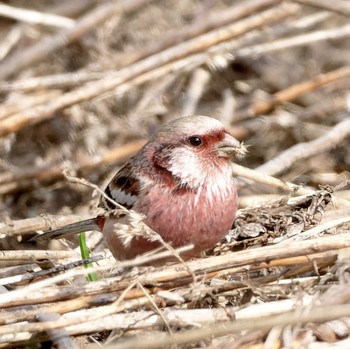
[0,281,139,336]
[0,71,106,92]
[0,91,63,121]
[0,26,22,62]
[72,307,232,333]
[0,294,106,326]
[97,303,350,349]
[221,89,237,127]
[0,3,298,136]
[279,216,350,242]
[1,234,350,309]
[46,0,96,18]
[0,250,79,261]
[234,66,350,120]
[63,171,129,213]
[0,255,104,286]
[36,313,79,349]
[0,140,145,195]
[256,118,350,176]
[297,94,348,120]
[0,254,330,326]
[294,0,350,18]
[0,244,195,308]
[137,282,173,334]
[118,0,284,66]
[142,234,350,284]
[0,0,294,93]
[0,0,150,80]
[0,3,75,28]
[232,163,312,194]
[0,214,90,236]
[181,68,211,116]
[236,24,350,59]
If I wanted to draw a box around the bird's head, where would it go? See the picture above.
[145,115,245,189]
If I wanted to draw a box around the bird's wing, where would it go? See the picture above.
[99,161,141,210]
[31,162,141,242]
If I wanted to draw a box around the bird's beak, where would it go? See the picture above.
[216,132,246,158]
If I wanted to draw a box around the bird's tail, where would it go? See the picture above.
[30,217,104,241]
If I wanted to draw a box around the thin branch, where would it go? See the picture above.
[0,214,90,237]
[0,2,75,28]
[98,303,350,349]
[236,24,350,59]
[0,3,297,136]
[181,68,211,116]
[0,0,150,80]
[0,26,22,62]
[137,282,173,334]
[118,0,284,66]
[0,250,79,261]
[279,216,350,242]
[232,163,312,194]
[1,233,350,309]
[235,66,350,120]
[36,313,79,349]
[294,0,350,18]
[256,118,350,176]
[0,140,145,195]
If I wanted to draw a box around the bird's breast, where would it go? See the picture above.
[137,170,237,252]
[103,168,237,260]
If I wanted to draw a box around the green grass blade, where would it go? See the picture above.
[79,232,98,282]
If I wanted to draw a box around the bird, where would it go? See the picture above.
[33,115,244,261]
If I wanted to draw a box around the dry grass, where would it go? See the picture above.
[1,0,350,348]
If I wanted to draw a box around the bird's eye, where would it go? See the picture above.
[188,136,203,147]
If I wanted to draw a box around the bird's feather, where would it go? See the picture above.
[99,161,141,210]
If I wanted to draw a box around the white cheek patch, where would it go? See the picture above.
[168,147,204,188]
[110,188,138,207]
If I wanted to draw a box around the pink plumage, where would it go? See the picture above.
[34,115,244,261]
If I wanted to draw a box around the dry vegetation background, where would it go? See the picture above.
[1,0,350,348]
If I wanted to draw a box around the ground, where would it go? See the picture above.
[1,0,350,348]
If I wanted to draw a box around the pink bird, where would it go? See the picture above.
[34,115,244,260]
